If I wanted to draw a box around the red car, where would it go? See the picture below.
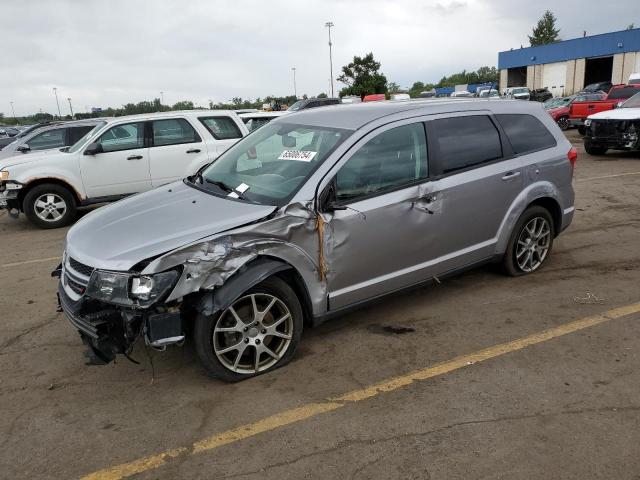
[546,93,606,130]
[363,93,386,102]
[569,84,640,133]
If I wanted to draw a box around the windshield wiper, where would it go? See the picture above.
[205,178,248,200]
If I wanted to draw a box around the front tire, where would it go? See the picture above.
[577,126,586,135]
[584,138,608,156]
[194,276,303,382]
[23,183,77,229]
[502,206,555,277]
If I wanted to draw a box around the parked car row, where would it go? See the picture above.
[583,91,640,156]
[569,84,640,134]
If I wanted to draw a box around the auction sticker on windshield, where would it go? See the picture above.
[278,150,317,162]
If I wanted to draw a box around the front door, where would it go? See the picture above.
[148,118,209,187]
[322,121,442,310]
[79,122,151,198]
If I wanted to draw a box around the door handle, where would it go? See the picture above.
[186,149,201,154]
[127,155,143,160]
[501,171,521,181]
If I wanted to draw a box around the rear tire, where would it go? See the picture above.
[584,138,608,156]
[577,126,586,135]
[194,276,303,382]
[557,116,570,131]
[23,183,77,229]
[502,206,555,277]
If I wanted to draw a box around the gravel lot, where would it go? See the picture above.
[1,130,640,479]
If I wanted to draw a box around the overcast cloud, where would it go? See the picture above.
[1,0,638,116]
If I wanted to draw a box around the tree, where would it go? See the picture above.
[529,10,561,46]
[386,82,402,94]
[317,92,328,98]
[337,52,388,98]
[172,100,194,110]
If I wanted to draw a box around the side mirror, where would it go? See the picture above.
[84,142,103,155]
[17,144,30,153]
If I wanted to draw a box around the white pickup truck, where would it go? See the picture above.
[0,110,249,228]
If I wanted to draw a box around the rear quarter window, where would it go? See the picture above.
[198,116,242,140]
[495,114,556,155]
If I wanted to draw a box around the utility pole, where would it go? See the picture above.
[53,87,62,119]
[160,91,165,104]
[67,98,74,118]
[325,22,335,97]
[10,101,16,123]
[291,67,297,99]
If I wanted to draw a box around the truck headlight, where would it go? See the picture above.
[584,119,591,127]
[0,170,9,181]
[86,270,179,307]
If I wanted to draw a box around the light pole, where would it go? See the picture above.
[160,91,164,104]
[53,87,62,119]
[67,98,74,118]
[291,67,297,99]
[10,101,16,122]
[325,21,335,97]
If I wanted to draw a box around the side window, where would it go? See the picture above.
[306,101,320,109]
[28,129,66,150]
[431,115,502,174]
[68,126,95,145]
[97,123,145,153]
[152,118,201,146]
[198,117,242,140]
[495,114,556,155]
[335,123,428,202]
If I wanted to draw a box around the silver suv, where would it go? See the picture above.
[56,100,576,381]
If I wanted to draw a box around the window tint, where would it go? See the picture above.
[152,118,200,146]
[495,114,556,155]
[198,117,242,140]
[306,101,320,109]
[608,87,640,100]
[335,123,428,202]
[432,116,502,174]
[28,128,66,150]
[68,126,95,145]
[97,123,145,152]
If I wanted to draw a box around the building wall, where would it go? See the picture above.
[612,53,625,84]
[622,52,637,83]
[565,60,576,95]
[574,58,586,92]
[499,69,508,92]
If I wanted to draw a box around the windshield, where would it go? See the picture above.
[197,122,351,206]
[287,100,306,112]
[512,88,528,94]
[620,91,640,108]
[67,122,107,153]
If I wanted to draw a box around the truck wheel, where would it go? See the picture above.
[584,139,607,156]
[557,116,570,131]
[23,183,77,229]
[194,276,303,382]
[502,206,555,277]
[577,126,586,135]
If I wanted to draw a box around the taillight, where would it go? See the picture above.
[568,146,578,174]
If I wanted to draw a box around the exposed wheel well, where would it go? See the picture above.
[274,267,314,328]
[18,179,81,210]
[528,197,562,236]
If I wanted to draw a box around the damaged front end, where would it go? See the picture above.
[54,254,184,364]
[587,119,640,151]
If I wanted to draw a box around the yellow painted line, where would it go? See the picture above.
[81,302,640,480]
[1,256,60,269]
[576,171,640,182]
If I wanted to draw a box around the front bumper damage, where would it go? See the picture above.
[0,181,23,216]
[586,120,640,151]
[54,261,184,365]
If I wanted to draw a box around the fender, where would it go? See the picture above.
[194,258,291,316]
[494,180,563,255]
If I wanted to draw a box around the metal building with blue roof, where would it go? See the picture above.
[498,28,640,97]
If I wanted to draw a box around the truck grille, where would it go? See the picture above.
[69,257,94,278]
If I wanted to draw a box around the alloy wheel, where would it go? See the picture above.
[34,193,67,222]
[213,293,294,374]
[557,116,569,130]
[515,217,551,272]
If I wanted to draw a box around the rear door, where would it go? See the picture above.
[421,112,523,272]
[197,115,245,156]
[148,117,208,187]
[79,122,151,198]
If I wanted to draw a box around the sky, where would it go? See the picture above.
[1,0,638,116]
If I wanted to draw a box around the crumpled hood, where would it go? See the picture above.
[588,107,640,121]
[65,181,276,271]
[0,148,67,169]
